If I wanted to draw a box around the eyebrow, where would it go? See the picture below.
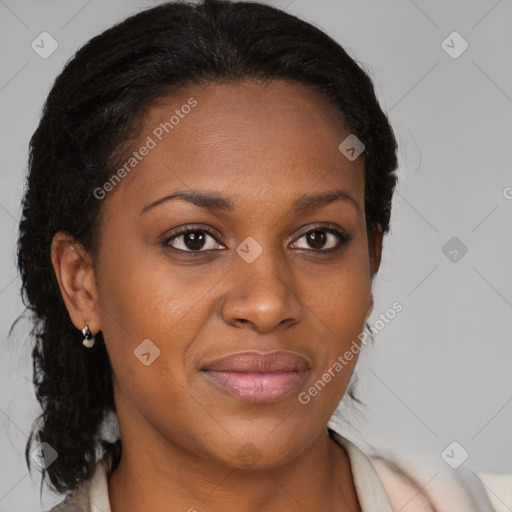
[140,188,359,215]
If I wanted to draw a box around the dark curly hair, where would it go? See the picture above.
[17,0,399,499]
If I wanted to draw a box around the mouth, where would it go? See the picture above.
[201,350,310,403]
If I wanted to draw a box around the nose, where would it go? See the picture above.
[219,246,302,333]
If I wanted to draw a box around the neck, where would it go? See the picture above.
[108,427,360,512]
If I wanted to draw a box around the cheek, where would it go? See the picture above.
[299,246,372,338]
[94,237,231,386]
[296,241,371,404]
[94,247,210,435]
[297,261,370,418]
[96,235,200,330]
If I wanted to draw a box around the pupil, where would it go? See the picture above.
[185,232,205,250]
[308,231,325,249]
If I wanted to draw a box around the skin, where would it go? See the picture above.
[51,79,383,512]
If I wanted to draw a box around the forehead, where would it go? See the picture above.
[104,79,365,213]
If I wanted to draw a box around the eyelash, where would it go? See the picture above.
[162,223,351,255]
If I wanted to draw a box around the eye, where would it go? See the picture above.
[290,225,351,252]
[162,224,351,255]
[163,226,225,252]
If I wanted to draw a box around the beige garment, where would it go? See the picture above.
[371,453,500,512]
[477,473,512,512]
[46,432,507,512]
[47,433,394,512]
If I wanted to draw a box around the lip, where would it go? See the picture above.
[201,350,310,403]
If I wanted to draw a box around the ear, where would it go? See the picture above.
[365,224,383,321]
[50,231,100,336]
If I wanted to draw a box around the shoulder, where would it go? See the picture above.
[370,455,497,512]
[43,451,114,512]
[44,497,89,512]
[370,456,436,512]
[477,472,512,512]
[44,499,76,512]
[45,502,70,512]
[43,478,94,512]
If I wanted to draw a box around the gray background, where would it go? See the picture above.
[1,0,511,510]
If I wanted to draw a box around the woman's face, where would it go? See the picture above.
[92,79,380,468]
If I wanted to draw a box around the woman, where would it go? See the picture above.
[17,1,499,510]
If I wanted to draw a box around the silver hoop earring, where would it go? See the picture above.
[82,325,96,348]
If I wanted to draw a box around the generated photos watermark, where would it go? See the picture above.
[298,301,403,405]
[94,97,198,200]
